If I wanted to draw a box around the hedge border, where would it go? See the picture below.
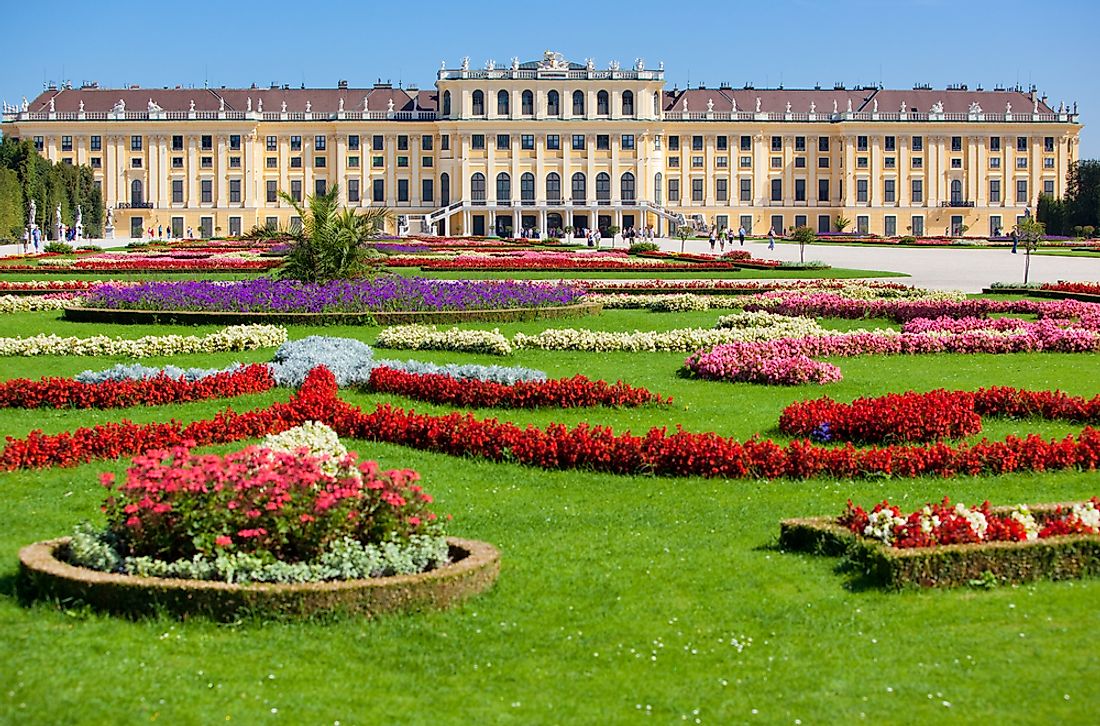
[61,301,603,326]
[779,503,1100,590]
[582,286,780,296]
[980,287,1100,303]
[0,267,277,275]
[18,536,500,620]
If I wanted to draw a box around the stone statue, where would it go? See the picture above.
[440,60,446,71]
[305,100,312,113]
[931,100,944,114]
[1033,97,1039,114]
[281,100,288,113]
[257,98,263,113]
[635,58,645,71]
[49,97,55,113]
[707,98,714,113]
[872,98,878,113]
[28,199,36,228]
[486,59,495,71]
[55,203,62,238]
[969,101,982,114]
[461,56,470,71]
[785,101,792,114]
[900,101,907,113]
[846,98,853,113]
[338,98,344,112]
[511,56,519,71]
[21,96,28,112]
[189,99,195,112]
[731,98,737,113]
[148,98,163,113]
[755,97,761,113]
[75,205,83,239]
[363,96,369,112]
[809,101,816,113]
[1005,101,1012,115]
[681,97,688,112]
[112,98,125,113]
[833,99,838,114]
[246,97,252,112]
[105,205,112,227]
[78,100,84,112]
[658,61,664,71]
[585,58,595,71]
[609,60,620,71]
[387,98,395,113]
[219,97,225,111]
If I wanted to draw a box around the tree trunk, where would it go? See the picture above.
[1023,248,1031,285]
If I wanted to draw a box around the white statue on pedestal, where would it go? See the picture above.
[338,98,344,112]
[281,100,288,113]
[1033,97,1039,114]
[846,98,853,113]
[79,100,84,112]
[833,99,838,114]
[511,56,519,70]
[786,101,792,114]
[635,58,645,71]
[75,205,83,240]
[682,97,688,112]
[246,97,252,112]
[189,99,195,112]
[872,99,878,113]
[219,97,225,111]
[755,97,761,113]
[387,98,395,113]
[809,101,816,114]
[257,98,263,113]
[930,100,944,114]
[55,203,62,239]
[1005,101,1012,115]
[969,101,982,114]
[707,98,714,113]
[731,98,737,113]
[21,97,28,112]
[461,56,470,71]
[49,97,55,113]
[305,100,312,113]
[363,96,369,112]
[112,98,126,114]
[900,101,907,113]
[148,98,163,113]
[28,199,36,228]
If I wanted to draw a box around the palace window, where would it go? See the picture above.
[521,90,534,115]
[818,136,829,152]
[201,179,213,204]
[201,156,213,168]
[265,157,276,168]
[372,135,384,150]
[373,179,384,202]
[470,173,486,202]
[597,90,609,115]
[349,179,360,203]
[421,135,432,151]
[348,135,360,151]
[884,136,895,151]
[795,157,806,168]
[546,172,561,202]
[571,172,586,202]
[90,135,101,151]
[668,136,679,151]
[230,156,241,168]
[911,215,924,236]
[131,135,142,151]
[795,136,806,151]
[572,135,585,150]
[1016,179,1028,203]
[740,156,752,167]
[496,172,511,203]
[397,179,408,202]
[265,135,276,151]
[314,156,326,168]
[31,137,42,152]
[131,158,142,168]
[668,157,680,168]
[911,157,923,169]
[990,136,1001,151]
[597,135,610,150]
[856,179,868,203]
[692,178,704,202]
[621,134,635,150]
[1016,157,1028,169]
[174,180,185,204]
[596,172,610,202]
[716,135,728,151]
[693,156,704,168]
[316,179,327,196]
[1044,136,1055,152]
[202,135,213,151]
[884,157,895,169]
[884,179,896,203]
[857,157,869,169]
[989,179,1001,203]
[471,135,485,150]
[716,156,728,168]
[818,157,829,168]
[422,179,433,203]
[951,136,962,152]
[1017,136,1028,151]
[397,156,408,168]
[266,180,277,203]
[497,134,510,149]
[621,172,635,202]
[229,179,241,203]
[818,179,829,202]
[911,179,923,203]
[521,134,535,150]
[771,136,782,151]
[546,134,560,150]
[230,135,241,151]
[397,135,408,150]
[795,179,806,202]
[771,179,782,202]
[61,136,72,151]
[741,135,752,151]
[912,135,923,151]
[547,90,560,116]
[716,178,728,202]
[441,135,450,150]
[622,90,634,116]
[442,91,451,116]
[521,173,534,202]
[668,179,680,202]
[472,90,485,115]
[90,157,101,168]
[771,157,782,169]
[421,156,433,168]
[1044,157,1055,169]
[497,90,510,115]
[856,136,868,152]
[693,135,704,151]
[1044,179,1055,195]
[290,136,302,151]
[572,90,585,115]
[989,157,1001,169]
[372,156,383,168]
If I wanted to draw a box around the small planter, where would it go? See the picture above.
[18,536,500,620]
[780,506,1100,590]
[62,301,602,326]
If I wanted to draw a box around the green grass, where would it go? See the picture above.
[0,308,1097,723]
[391,266,908,280]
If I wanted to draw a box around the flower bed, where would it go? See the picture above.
[0,293,83,313]
[0,324,287,357]
[780,387,1100,443]
[0,364,273,409]
[80,278,585,313]
[575,280,937,298]
[743,292,1089,322]
[0,280,108,295]
[1042,281,1100,296]
[5,367,1100,482]
[778,500,1100,589]
[0,258,279,273]
[365,367,669,409]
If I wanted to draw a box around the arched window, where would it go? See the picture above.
[497,90,509,115]
[131,179,144,206]
[654,172,663,205]
[622,90,635,116]
[521,90,534,115]
[571,172,586,203]
[653,91,661,115]
[621,172,636,202]
[547,90,561,116]
[572,90,585,116]
[440,172,450,206]
[471,172,486,202]
[596,172,611,203]
[496,172,511,203]
[472,90,485,116]
[950,179,963,203]
[597,90,609,115]
[442,90,451,117]
[546,172,561,202]
[520,172,535,202]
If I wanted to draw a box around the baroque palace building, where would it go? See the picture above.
[1,51,1084,239]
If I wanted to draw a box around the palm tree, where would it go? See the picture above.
[276,185,391,282]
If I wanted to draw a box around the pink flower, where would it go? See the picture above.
[215,535,232,547]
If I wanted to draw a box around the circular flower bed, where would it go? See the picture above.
[17,422,499,619]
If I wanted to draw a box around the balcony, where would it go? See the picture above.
[117,201,154,209]
[940,200,976,208]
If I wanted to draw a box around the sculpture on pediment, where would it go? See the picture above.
[609,60,620,71]
[461,56,470,71]
[281,100,288,113]
[786,101,792,114]
[585,58,595,71]
[969,101,982,114]
[338,98,344,112]
[511,56,519,70]
[930,100,944,114]
[541,50,565,69]
[189,99,195,112]
[112,98,125,113]
[707,98,714,112]
[149,98,163,112]
[78,100,84,112]
[900,100,907,113]
[755,97,761,113]
[305,100,312,113]
[485,59,495,71]
[635,58,645,71]
[809,101,816,114]
[387,98,395,113]
[1005,101,1012,114]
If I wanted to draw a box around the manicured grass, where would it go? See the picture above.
[391,266,908,280]
[0,307,1097,723]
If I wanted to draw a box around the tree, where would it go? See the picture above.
[1018,217,1045,285]
[790,225,816,263]
[1064,159,1100,230]
[606,224,620,248]
[0,137,103,238]
[675,224,692,253]
[277,185,391,282]
[833,215,851,233]
[1036,193,1067,236]
[0,168,22,240]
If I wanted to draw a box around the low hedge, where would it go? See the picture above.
[981,288,1100,303]
[18,536,500,621]
[61,301,603,326]
[779,504,1100,590]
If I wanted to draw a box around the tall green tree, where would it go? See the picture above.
[0,137,103,239]
[1064,159,1100,230]
[1036,194,1067,236]
[0,168,22,240]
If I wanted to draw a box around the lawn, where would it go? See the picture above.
[0,307,1096,724]
[392,267,907,280]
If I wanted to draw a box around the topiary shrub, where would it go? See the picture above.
[628,241,660,255]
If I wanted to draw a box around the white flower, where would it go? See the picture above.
[864,509,906,545]
[1071,501,1100,530]
[1010,505,1040,540]
[0,324,287,357]
[261,421,355,479]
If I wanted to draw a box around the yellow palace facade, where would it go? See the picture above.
[2,51,1083,239]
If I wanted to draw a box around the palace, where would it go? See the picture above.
[1,51,1083,239]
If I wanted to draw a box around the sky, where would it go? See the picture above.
[3,0,1097,156]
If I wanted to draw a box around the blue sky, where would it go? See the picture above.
[5,0,1097,155]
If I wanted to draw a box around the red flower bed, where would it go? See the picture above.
[1042,281,1100,296]
[366,367,670,409]
[0,259,279,273]
[0,365,275,410]
[780,387,1100,444]
[838,497,1100,548]
[5,368,1100,481]
[407,258,738,271]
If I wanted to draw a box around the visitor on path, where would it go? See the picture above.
[594,228,602,247]
[709,228,717,252]
[22,229,29,254]
[187,226,194,239]
[719,228,727,252]
[738,226,746,246]
[157,224,163,239]
[1011,227,1019,254]
[767,228,776,251]
[32,227,41,253]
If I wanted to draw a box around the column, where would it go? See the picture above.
[105,136,118,205]
[843,136,855,206]
[187,137,198,206]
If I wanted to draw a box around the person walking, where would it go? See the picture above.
[708,227,717,252]
[187,226,194,239]
[719,228,727,252]
[767,227,776,251]
[738,226,746,246]
[32,227,41,253]
[1011,227,1019,254]
[157,224,163,239]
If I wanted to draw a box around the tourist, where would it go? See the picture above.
[594,228,602,247]
[738,226,746,246]
[22,229,29,254]
[708,227,717,252]
[767,228,776,251]
[1011,227,1019,254]
[157,224,163,239]
[187,226,194,239]
[32,227,41,253]
[719,228,727,252]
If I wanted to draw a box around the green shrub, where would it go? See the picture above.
[628,241,660,254]
[899,236,917,244]
[43,242,74,254]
